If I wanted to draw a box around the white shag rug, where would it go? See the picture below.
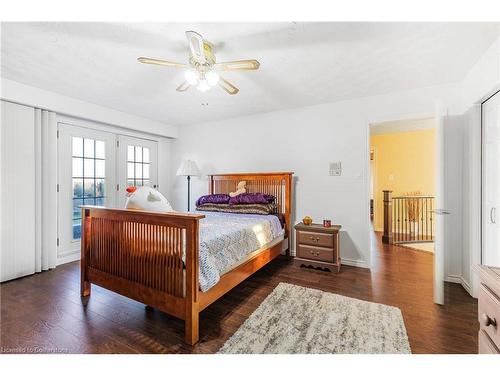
[218,283,411,354]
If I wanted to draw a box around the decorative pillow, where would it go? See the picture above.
[196,203,277,215]
[125,186,174,213]
[228,193,275,205]
[195,194,231,206]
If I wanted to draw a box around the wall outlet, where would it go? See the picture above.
[329,161,341,176]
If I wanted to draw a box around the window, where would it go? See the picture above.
[127,145,151,187]
[72,137,106,240]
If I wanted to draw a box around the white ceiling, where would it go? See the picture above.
[1,22,498,126]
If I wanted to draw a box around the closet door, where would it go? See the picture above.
[482,91,500,267]
[0,101,36,281]
[117,135,158,208]
[57,124,116,262]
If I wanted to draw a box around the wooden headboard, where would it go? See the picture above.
[208,172,294,238]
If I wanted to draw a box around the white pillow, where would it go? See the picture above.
[125,186,174,212]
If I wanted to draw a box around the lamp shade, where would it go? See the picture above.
[176,160,200,176]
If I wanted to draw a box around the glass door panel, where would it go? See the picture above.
[117,135,158,208]
[58,124,116,258]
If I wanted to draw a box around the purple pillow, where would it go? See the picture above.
[196,194,230,206]
[229,193,275,205]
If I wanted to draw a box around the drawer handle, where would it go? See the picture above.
[309,250,320,257]
[481,313,497,327]
[309,236,320,242]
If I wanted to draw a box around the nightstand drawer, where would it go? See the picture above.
[297,244,334,263]
[297,231,334,248]
[479,330,500,354]
[479,285,500,350]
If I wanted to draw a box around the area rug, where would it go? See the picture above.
[218,283,411,354]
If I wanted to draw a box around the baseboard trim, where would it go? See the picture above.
[445,274,462,284]
[57,251,80,266]
[341,258,368,269]
[445,274,473,296]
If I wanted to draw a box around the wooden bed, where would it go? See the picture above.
[80,172,293,345]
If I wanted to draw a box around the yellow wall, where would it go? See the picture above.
[370,129,436,231]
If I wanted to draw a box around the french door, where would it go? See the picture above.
[482,91,500,267]
[58,124,116,259]
[58,125,159,262]
[117,135,158,208]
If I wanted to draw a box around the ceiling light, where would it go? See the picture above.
[185,69,199,85]
[197,79,210,92]
[206,71,220,86]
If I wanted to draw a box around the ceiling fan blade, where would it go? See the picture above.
[218,77,239,95]
[214,59,260,71]
[186,31,206,64]
[137,57,187,69]
[176,81,191,92]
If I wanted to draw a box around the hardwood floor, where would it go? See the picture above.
[0,232,478,354]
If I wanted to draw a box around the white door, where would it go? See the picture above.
[434,111,446,305]
[482,91,500,267]
[58,124,116,259]
[117,135,158,208]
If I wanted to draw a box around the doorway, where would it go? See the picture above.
[369,118,438,292]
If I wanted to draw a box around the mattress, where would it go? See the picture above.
[197,211,285,292]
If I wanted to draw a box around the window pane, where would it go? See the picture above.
[135,163,143,178]
[84,159,94,177]
[84,138,94,158]
[73,198,83,219]
[136,180,143,187]
[72,179,83,198]
[95,140,105,159]
[95,197,105,207]
[72,137,83,157]
[72,157,83,177]
[83,179,95,197]
[135,146,143,162]
[127,179,135,187]
[95,179,105,197]
[127,145,135,162]
[73,219,81,240]
[95,160,105,178]
[127,162,135,178]
[143,148,150,163]
[143,164,150,179]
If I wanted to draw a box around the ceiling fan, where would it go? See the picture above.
[138,31,260,95]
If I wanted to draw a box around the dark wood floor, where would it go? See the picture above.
[0,232,478,354]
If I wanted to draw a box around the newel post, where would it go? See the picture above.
[382,190,393,244]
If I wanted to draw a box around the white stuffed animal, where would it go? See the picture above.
[125,186,174,212]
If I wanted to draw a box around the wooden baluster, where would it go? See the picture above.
[382,190,393,244]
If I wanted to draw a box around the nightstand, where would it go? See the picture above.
[294,222,341,272]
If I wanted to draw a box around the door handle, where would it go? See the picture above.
[491,207,496,224]
[430,209,451,215]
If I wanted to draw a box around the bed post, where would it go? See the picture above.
[185,220,200,345]
[80,208,91,297]
[284,173,292,256]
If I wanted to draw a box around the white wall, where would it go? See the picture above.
[1,78,179,139]
[170,83,461,268]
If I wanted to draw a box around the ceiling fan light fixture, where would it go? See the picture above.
[197,79,210,92]
[206,71,220,86]
[185,69,199,85]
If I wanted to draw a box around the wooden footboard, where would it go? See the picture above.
[80,207,205,344]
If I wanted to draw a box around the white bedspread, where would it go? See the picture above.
[197,212,284,292]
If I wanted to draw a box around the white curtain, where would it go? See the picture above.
[35,108,58,272]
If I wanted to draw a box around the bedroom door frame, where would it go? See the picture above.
[366,108,444,305]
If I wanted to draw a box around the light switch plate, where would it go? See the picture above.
[329,161,341,176]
